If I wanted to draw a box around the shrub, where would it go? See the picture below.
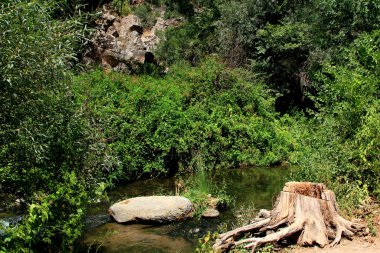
[0,1,107,251]
[131,3,158,28]
[73,58,293,181]
[112,0,131,16]
[291,30,380,211]
[0,172,105,253]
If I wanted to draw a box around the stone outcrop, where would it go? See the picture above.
[109,196,193,224]
[84,4,182,72]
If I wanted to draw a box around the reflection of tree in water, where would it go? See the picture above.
[211,167,290,210]
[84,223,193,253]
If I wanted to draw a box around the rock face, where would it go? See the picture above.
[109,196,193,224]
[84,4,182,72]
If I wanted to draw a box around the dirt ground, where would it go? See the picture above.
[291,208,380,253]
[291,236,380,253]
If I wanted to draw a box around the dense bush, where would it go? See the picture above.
[155,1,380,209]
[73,58,293,181]
[157,0,380,110]
[291,30,380,210]
[131,2,159,28]
[112,0,131,16]
[155,2,218,65]
[0,1,106,251]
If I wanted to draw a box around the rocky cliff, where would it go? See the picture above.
[83,4,181,72]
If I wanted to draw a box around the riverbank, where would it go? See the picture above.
[292,209,380,253]
[292,237,380,253]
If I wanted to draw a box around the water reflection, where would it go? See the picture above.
[84,223,193,253]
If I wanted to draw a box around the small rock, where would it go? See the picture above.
[202,208,220,218]
[85,215,111,229]
[258,209,271,218]
[0,220,10,228]
[15,198,24,206]
[208,197,220,209]
[189,228,201,234]
[0,220,10,237]
[280,161,290,167]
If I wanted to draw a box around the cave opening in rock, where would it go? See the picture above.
[129,25,143,35]
[144,52,155,64]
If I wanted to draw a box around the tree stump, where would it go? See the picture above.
[213,182,368,252]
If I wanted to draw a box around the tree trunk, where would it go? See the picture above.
[213,182,368,252]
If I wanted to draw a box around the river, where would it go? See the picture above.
[77,166,290,253]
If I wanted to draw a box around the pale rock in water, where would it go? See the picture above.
[202,207,220,218]
[109,196,193,224]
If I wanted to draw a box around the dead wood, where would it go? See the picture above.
[213,182,368,252]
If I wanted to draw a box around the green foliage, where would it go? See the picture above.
[112,0,131,16]
[289,116,372,212]
[111,0,181,23]
[161,0,195,17]
[254,244,275,253]
[156,7,218,65]
[0,172,103,252]
[182,167,231,217]
[131,3,158,28]
[216,0,380,108]
[195,231,219,253]
[0,1,107,251]
[291,30,380,211]
[149,1,375,212]
[157,0,380,110]
[367,216,378,237]
[195,230,275,253]
[233,204,256,228]
[74,58,293,181]
[1,0,63,197]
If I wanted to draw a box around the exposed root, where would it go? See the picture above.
[238,221,304,251]
[259,218,287,232]
[218,218,270,243]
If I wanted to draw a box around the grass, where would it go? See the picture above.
[181,165,232,217]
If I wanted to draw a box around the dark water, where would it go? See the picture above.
[79,166,290,253]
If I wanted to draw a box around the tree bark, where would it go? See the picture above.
[213,182,368,252]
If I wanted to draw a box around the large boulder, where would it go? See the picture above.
[109,196,193,224]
